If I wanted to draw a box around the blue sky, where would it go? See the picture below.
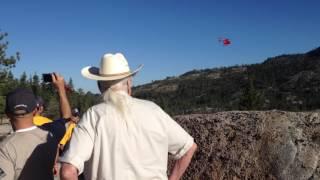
[1,0,320,93]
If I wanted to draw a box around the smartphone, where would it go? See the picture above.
[42,73,52,82]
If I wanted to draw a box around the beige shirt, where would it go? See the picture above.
[0,120,66,180]
[60,95,194,180]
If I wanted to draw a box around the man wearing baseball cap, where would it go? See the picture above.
[60,53,197,180]
[0,74,71,180]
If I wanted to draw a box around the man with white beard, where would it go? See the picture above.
[60,53,197,180]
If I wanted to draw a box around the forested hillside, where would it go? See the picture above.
[133,47,320,115]
[2,29,320,118]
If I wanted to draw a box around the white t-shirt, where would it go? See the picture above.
[60,95,194,180]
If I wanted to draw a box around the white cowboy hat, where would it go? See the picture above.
[81,53,143,81]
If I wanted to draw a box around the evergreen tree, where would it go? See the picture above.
[239,78,264,110]
[19,72,28,87]
[31,73,40,95]
[0,31,20,78]
[45,96,60,119]
[0,31,19,118]
[68,78,74,89]
[7,71,14,80]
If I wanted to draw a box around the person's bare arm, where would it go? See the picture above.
[53,146,60,176]
[52,73,72,119]
[60,163,78,180]
[169,143,197,180]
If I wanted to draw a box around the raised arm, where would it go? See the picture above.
[169,143,197,180]
[52,73,72,119]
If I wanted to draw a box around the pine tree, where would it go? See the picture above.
[239,77,264,110]
[45,96,60,119]
[19,72,28,88]
[0,31,20,78]
[31,73,40,95]
[68,78,74,89]
[0,31,19,118]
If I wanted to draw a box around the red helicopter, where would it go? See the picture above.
[218,37,231,46]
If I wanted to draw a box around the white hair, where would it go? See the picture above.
[100,77,133,122]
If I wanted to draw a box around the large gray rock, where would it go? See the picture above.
[171,111,320,180]
[0,123,11,142]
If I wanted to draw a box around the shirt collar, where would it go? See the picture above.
[15,126,37,133]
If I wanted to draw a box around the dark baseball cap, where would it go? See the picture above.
[5,88,37,115]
